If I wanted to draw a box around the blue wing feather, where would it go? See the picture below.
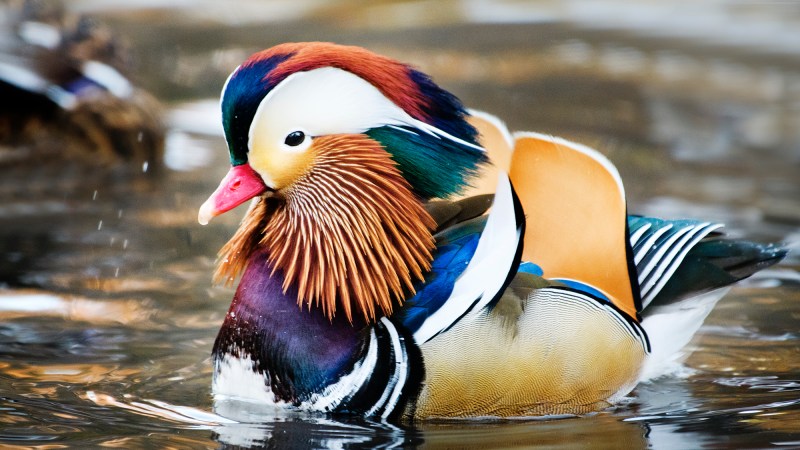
[396,173,525,343]
[396,218,484,333]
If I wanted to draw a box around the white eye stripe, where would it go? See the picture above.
[248,67,413,153]
[248,66,484,159]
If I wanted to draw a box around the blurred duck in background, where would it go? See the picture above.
[0,0,164,190]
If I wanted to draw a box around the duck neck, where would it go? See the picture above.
[212,247,368,404]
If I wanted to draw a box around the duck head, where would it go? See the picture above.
[198,42,488,322]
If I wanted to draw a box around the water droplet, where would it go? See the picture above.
[230,312,236,319]
[117,209,123,219]
[114,267,120,277]
[137,132,143,142]
[92,190,98,200]
[142,161,149,173]
[123,239,129,249]
[97,220,103,230]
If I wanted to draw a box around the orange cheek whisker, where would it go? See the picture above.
[213,134,435,323]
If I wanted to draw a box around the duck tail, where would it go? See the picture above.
[633,218,787,380]
[646,234,788,309]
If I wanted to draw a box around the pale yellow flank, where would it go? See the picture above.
[410,275,645,418]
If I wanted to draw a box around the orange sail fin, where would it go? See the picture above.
[461,111,514,198]
[509,132,639,320]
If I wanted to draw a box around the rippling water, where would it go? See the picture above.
[1,1,799,448]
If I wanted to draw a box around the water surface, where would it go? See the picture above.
[1,1,798,448]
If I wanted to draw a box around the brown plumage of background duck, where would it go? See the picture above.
[0,0,164,190]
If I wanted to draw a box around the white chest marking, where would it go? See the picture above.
[212,353,285,407]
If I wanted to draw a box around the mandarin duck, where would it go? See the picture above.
[0,0,164,177]
[198,42,786,420]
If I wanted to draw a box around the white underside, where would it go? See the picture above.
[639,287,730,381]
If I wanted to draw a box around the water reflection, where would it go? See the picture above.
[0,290,153,324]
[213,414,413,449]
[91,394,653,450]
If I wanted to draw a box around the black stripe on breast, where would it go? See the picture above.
[333,320,394,414]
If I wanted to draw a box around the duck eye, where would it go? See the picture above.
[284,131,306,147]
